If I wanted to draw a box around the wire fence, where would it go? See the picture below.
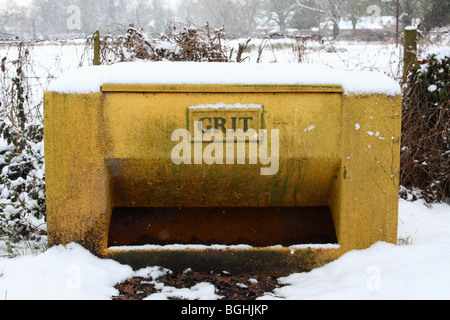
[0,26,448,124]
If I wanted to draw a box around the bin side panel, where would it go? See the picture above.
[44,92,110,254]
[330,94,401,250]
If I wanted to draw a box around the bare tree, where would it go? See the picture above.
[134,0,175,34]
[177,0,254,38]
[263,0,298,34]
[344,0,369,32]
[236,0,262,34]
[0,3,30,39]
[294,0,345,39]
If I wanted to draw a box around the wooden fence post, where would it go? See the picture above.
[93,30,101,66]
[403,27,417,84]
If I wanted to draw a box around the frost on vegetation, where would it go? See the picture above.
[0,125,47,257]
[401,48,449,203]
[0,45,47,257]
[86,23,230,65]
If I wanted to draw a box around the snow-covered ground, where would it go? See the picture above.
[1,36,449,300]
[0,199,449,300]
[266,199,450,300]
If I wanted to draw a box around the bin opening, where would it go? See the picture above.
[108,206,338,248]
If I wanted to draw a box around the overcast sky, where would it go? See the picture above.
[0,0,181,8]
[0,0,32,7]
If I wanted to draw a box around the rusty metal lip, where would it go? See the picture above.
[102,245,343,275]
[101,84,344,94]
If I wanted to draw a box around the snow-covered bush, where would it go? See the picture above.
[401,48,450,203]
[85,23,232,65]
[0,43,46,256]
[0,123,46,245]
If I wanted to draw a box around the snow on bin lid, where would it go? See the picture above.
[48,61,401,96]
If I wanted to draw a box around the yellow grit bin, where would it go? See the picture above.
[44,62,402,276]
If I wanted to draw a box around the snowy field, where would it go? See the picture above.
[0,35,445,105]
[1,37,449,300]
